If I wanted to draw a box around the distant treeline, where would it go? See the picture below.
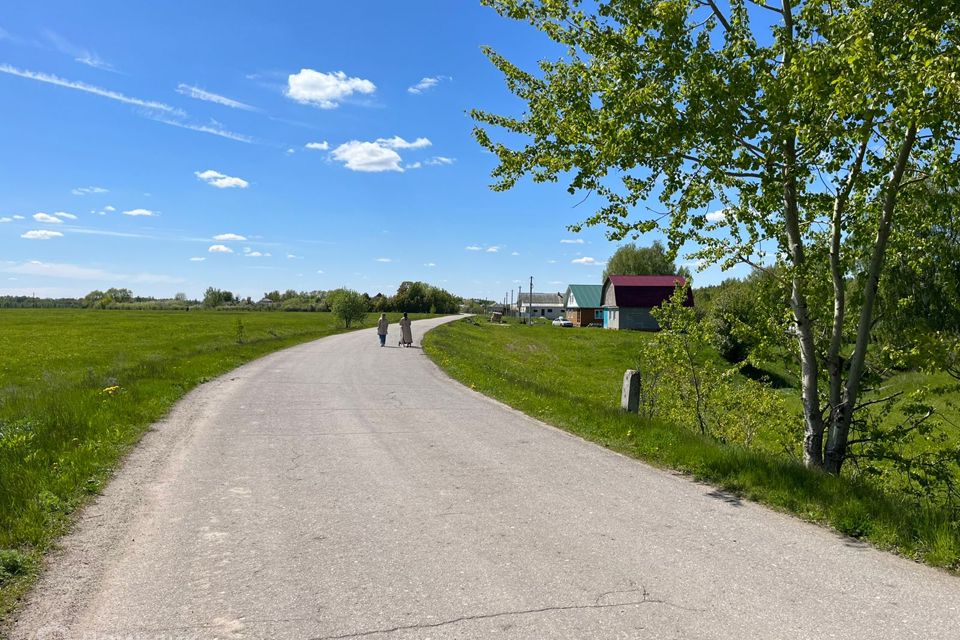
[1,282,483,315]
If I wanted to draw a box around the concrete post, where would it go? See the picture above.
[621,369,640,413]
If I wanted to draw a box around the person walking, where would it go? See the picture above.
[399,312,413,347]
[376,313,389,347]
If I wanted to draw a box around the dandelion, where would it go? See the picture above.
[102,385,120,396]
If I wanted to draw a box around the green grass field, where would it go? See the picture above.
[0,309,429,620]
[423,317,960,572]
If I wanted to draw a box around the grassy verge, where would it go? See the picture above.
[0,309,431,622]
[423,317,960,571]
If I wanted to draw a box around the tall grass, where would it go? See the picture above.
[0,309,426,620]
[423,318,960,571]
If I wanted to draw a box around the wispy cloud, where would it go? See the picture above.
[213,233,246,241]
[486,246,501,253]
[511,251,520,256]
[72,186,109,196]
[407,75,451,95]
[54,211,77,220]
[244,251,271,258]
[151,116,253,144]
[465,245,482,251]
[189,257,206,262]
[560,238,584,244]
[375,257,392,263]
[208,244,233,253]
[376,136,431,150]
[122,208,157,217]
[424,262,436,267]
[2,260,183,284]
[425,156,455,166]
[305,141,329,150]
[0,217,12,223]
[21,230,63,240]
[43,30,117,72]
[176,84,258,111]
[0,64,180,113]
[286,69,376,109]
[572,256,604,265]
[195,169,249,189]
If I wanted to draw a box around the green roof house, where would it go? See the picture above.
[562,284,604,327]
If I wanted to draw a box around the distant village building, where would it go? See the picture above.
[601,275,693,330]
[562,284,604,327]
[518,292,564,320]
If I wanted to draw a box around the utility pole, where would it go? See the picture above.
[529,276,534,324]
[510,289,514,317]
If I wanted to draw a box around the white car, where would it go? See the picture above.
[552,317,573,327]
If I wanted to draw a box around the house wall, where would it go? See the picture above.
[619,307,659,331]
[566,308,602,327]
[520,304,563,320]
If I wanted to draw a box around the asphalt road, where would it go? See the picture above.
[12,316,960,639]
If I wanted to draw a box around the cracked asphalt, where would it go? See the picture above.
[11,316,960,639]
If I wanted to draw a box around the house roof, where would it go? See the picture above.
[519,292,563,305]
[564,284,603,308]
[603,275,693,308]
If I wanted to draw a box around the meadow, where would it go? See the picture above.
[0,309,425,619]
[423,317,960,571]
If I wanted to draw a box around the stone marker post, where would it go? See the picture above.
[621,369,640,413]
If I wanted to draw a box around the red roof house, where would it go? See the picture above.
[600,275,693,330]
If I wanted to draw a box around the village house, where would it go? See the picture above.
[518,292,564,320]
[601,275,693,330]
[562,284,604,327]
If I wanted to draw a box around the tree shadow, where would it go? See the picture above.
[740,363,793,389]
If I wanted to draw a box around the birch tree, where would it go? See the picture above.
[473,0,960,473]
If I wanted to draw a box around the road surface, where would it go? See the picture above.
[12,316,960,639]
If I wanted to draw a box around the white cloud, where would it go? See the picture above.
[212,233,246,241]
[405,162,422,170]
[244,251,271,258]
[511,251,520,256]
[561,238,585,244]
[305,141,329,150]
[0,217,11,223]
[286,69,376,109]
[176,84,257,111]
[424,262,436,267]
[208,244,233,253]
[54,211,77,220]
[329,136,432,173]
[465,245,482,251]
[151,116,253,143]
[547,259,557,264]
[2,259,182,284]
[407,75,450,94]
[33,212,63,224]
[21,230,64,240]
[375,257,392,263]
[486,246,501,253]
[0,64,180,113]
[189,257,206,262]
[331,141,403,173]
[425,156,455,165]
[195,169,249,189]
[103,205,116,212]
[287,254,302,259]
[12,215,25,220]
[123,208,157,217]
[316,269,325,274]
[286,148,296,155]
[43,30,116,72]
[376,136,431,150]
[706,209,727,222]
[572,256,605,265]
[72,186,109,195]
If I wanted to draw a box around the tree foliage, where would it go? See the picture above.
[603,241,690,280]
[474,0,960,473]
[327,288,369,328]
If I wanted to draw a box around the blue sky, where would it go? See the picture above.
[0,2,742,301]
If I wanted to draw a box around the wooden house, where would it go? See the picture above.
[601,275,693,330]
[562,284,604,327]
